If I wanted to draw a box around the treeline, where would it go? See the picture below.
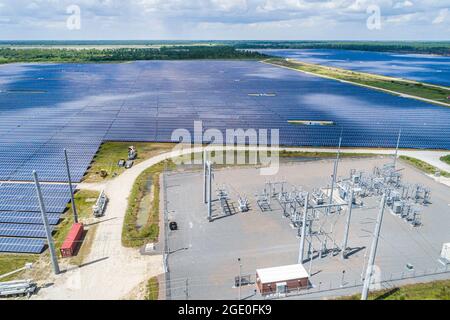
[233,41,450,56]
[0,46,267,64]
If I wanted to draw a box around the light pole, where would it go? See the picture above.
[393,129,402,169]
[298,193,309,264]
[238,258,242,301]
[64,149,78,223]
[342,189,355,259]
[329,135,343,211]
[33,171,60,275]
[361,193,387,300]
[341,270,346,287]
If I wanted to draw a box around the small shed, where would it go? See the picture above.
[256,264,309,295]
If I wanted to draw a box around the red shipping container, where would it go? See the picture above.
[60,223,84,258]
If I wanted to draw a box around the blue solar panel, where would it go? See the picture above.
[0,223,54,238]
[0,212,61,225]
[0,237,45,254]
[0,183,73,213]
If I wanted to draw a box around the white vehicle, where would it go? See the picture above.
[93,191,108,217]
[128,146,137,160]
[440,243,450,264]
[0,280,37,298]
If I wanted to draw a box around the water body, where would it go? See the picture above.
[257,49,450,87]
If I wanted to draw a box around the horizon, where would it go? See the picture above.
[1,39,450,43]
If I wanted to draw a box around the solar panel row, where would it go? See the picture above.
[0,237,45,254]
[0,223,54,238]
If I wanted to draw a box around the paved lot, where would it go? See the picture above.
[164,157,450,300]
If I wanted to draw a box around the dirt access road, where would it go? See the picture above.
[33,146,449,300]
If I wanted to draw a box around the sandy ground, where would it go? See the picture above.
[31,146,449,300]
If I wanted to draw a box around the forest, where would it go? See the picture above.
[0,45,267,64]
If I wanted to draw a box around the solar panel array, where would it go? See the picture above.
[0,183,72,253]
[0,60,450,253]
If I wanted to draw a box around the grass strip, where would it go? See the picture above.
[145,277,159,300]
[122,160,175,248]
[0,254,38,282]
[400,156,450,177]
[340,279,450,300]
[441,155,450,166]
[84,142,175,183]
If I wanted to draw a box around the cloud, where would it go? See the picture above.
[393,1,414,9]
[0,0,449,40]
[433,8,449,24]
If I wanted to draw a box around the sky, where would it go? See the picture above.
[0,0,449,40]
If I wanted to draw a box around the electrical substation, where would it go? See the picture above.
[164,154,450,300]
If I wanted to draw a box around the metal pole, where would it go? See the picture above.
[308,250,313,275]
[361,193,387,300]
[329,136,342,208]
[393,129,402,169]
[185,279,189,300]
[342,189,355,259]
[238,258,242,300]
[33,171,60,275]
[341,270,346,287]
[203,150,208,204]
[208,162,212,221]
[298,193,309,264]
[64,149,78,224]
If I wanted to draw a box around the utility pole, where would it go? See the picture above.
[207,161,213,222]
[393,129,402,169]
[329,135,343,209]
[203,150,208,204]
[342,189,355,259]
[308,248,313,276]
[298,193,309,264]
[185,279,189,300]
[238,258,242,301]
[64,149,78,224]
[33,171,60,275]
[361,193,387,300]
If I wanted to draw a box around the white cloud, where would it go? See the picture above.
[433,8,449,24]
[0,0,449,39]
[393,1,414,9]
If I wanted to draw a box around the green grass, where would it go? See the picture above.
[0,254,38,282]
[53,190,100,258]
[145,277,159,300]
[122,160,175,248]
[279,150,376,159]
[400,156,450,177]
[342,279,450,300]
[84,142,175,183]
[267,58,450,107]
[441,155,450,166]
[179,150,377,168]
